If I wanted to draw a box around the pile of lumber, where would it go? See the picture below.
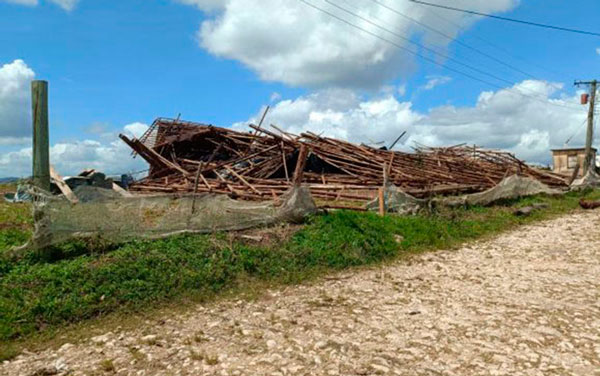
[120,118,567,207]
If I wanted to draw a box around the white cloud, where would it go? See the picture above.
[422,75,452,91]
[185,0,519,88]
[397,84,407,97]
[173,0,223,11]
[234,88,422,144]
[596,47,600,56]
[123,122,150,139]
[1,0,78,10]
[0,60,35,144]
[0,59,150,178]
[48,0,77,11]
[1,0,37,6]
[0,123,149,178]
[238,80,585,165]
[269,92,282,102]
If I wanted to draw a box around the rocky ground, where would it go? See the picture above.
[3,211,600,376]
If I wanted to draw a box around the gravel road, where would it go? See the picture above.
[3,211,600,376]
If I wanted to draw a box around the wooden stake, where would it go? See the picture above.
[292,144,309,186]
[378,187,385,216]
[191,162,204,215]
[281,142,289,182]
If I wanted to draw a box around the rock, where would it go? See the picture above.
[53,358,68,372]
[91,334,110,345]
[29,367,59,376]
[314,341,327,350]
[371,364,390,374]
[58,343,74,353]
[266,340,277,349]
[141,335,157,344]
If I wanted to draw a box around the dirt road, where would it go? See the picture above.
[3,211,600,376]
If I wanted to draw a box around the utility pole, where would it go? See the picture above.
[575,80,597,172]
[32,80,50,191]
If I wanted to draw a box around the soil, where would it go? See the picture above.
[2,211,600,376]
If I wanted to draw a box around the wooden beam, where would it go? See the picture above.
[49,165,79,203]
[224,166,262,196]
[293,144,309,186]
[281,142,290,182]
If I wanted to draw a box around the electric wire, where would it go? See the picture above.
[368,0,538,80]
[565,117,589,145]
[302,0,582,111]
[299,0,502,87]
[325,0,520,86]
[371,0,569,90]
[327,0,583,109]
[417,4,569,80]
[327,0,577,106]
[409,0,600,37]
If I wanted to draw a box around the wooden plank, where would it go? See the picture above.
[281,142,290,182]
[293,144,309,186]
[224,166,262,195]
[49,165,79,204]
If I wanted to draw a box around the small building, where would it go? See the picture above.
[551,147,597,177]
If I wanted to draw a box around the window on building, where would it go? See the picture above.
[567,155,578,169]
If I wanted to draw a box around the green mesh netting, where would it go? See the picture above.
[20,185,316,250]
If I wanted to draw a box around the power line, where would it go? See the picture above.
[417,3,570,80]
[324,0,519,86]
[353,0,566,87]
[298,0,506,88]
[302,0,582,111]
[409,0,600,37]
[565,117,589,145]
[367,0,537,81]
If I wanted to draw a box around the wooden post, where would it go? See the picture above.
[378,187,385,216]
[32,80,50,191]
[383,163,389,187]
[191,162,204,215]
[292,144,309,186]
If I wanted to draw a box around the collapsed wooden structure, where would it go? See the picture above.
[120,118,567,208]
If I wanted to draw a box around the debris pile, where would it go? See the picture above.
[120,118,567,208]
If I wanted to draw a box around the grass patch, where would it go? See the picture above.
[1,186,599,357]
[0,183,32,251]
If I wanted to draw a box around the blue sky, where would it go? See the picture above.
[1,0,600,177]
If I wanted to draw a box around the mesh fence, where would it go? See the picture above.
[436,175,562,207]
[20,185,316,250]
[570,168,600,191]
[365,184,425,215]
[13,174,563,250]
[366,175,562,213]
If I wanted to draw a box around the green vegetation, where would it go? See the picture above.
[0,183,32,251]
[1,184,599,357]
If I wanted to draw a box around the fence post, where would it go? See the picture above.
[32,80,50,191]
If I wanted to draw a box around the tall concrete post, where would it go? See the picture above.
[32,80,50,191]
[584,81,597,172]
